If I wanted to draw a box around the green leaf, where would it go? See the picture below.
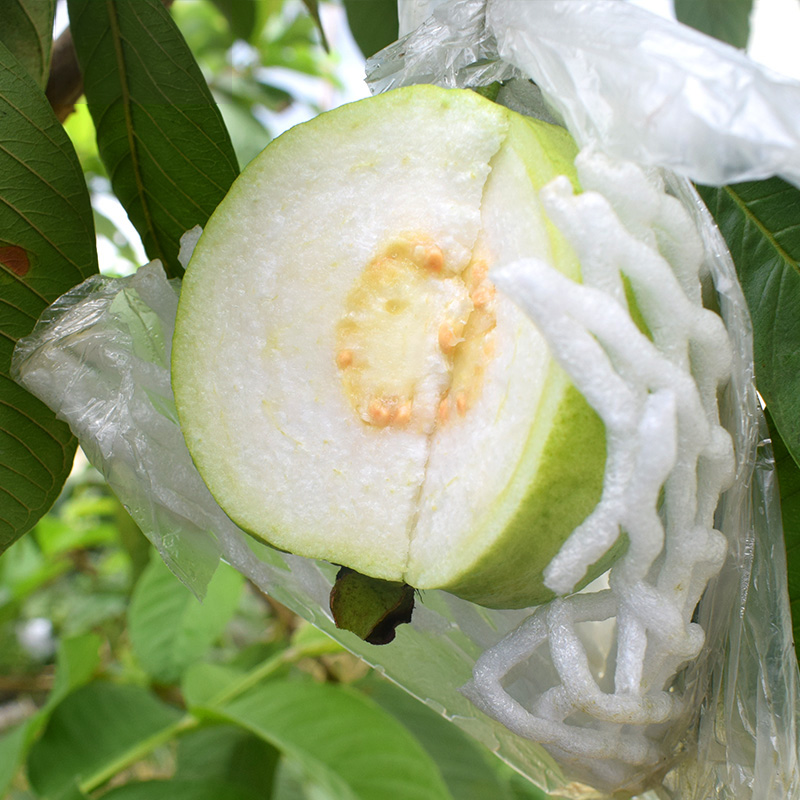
[128,554,244,684]
[0,39,98,555]
[767,411,800,660]
[207,680,453,800]
[0,633,101,796]
[674,0,753,49]
[342,0,398,58]
[362,678,514,800]
[175,724,279,799]
[0,724,29,796]
[209,0,258,42]
[0,0,56,88]
[183,662,249,708]
[299,0,329,51]
[27,682,184,798]
[66,0,239,277]
[697,179,800,469]
[40,633,104,717]
[101,779,260,800]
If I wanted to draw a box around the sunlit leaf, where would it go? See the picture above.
[27,682,183,797]
[0,40,97,554]
[206,680,453,800]
[362,678,516,800]
[675,0,753,49]
[66,0,239,276]
[0,0,56,87]
[128,554,244,684]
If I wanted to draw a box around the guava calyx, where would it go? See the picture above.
[330,568,415,645]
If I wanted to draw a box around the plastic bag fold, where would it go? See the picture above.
[369,0,800,189]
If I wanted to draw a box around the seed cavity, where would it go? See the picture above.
[336,237,496,431]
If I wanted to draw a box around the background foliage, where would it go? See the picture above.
[0,0,798,797]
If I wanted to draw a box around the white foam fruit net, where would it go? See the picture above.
[466,151,745,793]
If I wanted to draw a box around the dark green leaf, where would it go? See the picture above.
[299,0,329,51]
[0,634,101,796]
[66,0,239,277]
[767,411,800,660]
[175,725,279,799]
[102,779,260,800]
[697,180,800,470]
[27,682,184,797]
[342,0,398,58]
[209,0,258,42]
[675,0,753,49]
[128,554,244,684]
[0,0,56,87]
[207,680,453,800]
[0,39,98,554]
[362,677,514,800]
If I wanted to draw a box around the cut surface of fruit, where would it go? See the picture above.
[172,85,609,609]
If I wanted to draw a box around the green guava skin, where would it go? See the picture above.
[172,85,611,611]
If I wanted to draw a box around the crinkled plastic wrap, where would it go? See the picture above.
[371,0,800,188]
[10,2,800,798]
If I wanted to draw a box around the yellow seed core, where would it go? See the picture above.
[336,238,496,431]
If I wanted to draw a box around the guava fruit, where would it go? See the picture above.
[172,85,613,611]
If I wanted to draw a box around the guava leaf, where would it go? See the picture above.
[0,39,98,554]
[0,0,56,88]
[299,0,329,51]
[100,779,261,800]
[66,0,240,277]
[128,554,244,684]
[767,411,800,660]
[206,681,453,800]
[342,0,399,58]
[674,0,753,49]
[175,725,280,799]
[0,634,101,797]
[697,179,800,471]
[26,682,184,798]
[208,0,259,42]
[362,677,517,800]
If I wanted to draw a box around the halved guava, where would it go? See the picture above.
[172,85,611,610]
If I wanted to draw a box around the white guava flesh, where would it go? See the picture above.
[172,85,613,610]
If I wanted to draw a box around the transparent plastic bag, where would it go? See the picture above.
[11,1,800,798]
[370,0,800,187]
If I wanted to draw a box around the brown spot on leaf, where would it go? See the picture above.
[0,246,30,277]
